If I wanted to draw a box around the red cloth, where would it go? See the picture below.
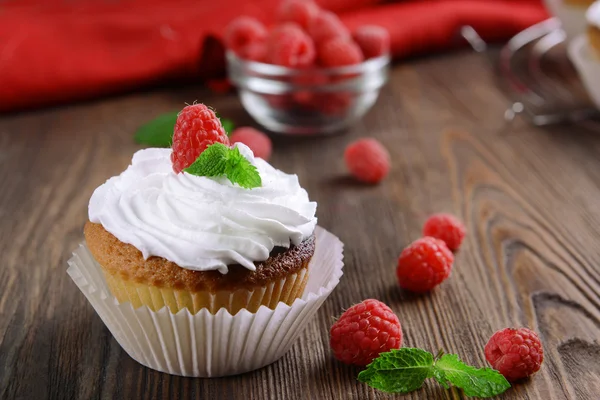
[0,0,548,113]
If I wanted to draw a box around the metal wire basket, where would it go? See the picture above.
[462,19,600,128]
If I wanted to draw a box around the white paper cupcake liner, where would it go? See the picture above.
[544,0,587,40]
[67,226,343,377]
[568,34,600,108]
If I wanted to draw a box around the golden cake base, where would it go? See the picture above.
[103,264,310,315]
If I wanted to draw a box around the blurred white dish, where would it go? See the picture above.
[545,0,589,39]
[568,34,600,108]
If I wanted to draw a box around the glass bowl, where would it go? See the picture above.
[226,51,390,134]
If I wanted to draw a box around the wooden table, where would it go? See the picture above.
[1,51,600,400]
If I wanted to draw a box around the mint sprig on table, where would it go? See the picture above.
[184,143,261,189]
[134,111,235,147]
[358,348,510,398]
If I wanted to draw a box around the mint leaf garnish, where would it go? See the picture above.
[357,348,434,393]
[184,143,261,189]
[224,146,262,189]
[134,111,179,147]
[433,354,510,397]
[358,349,510,398]
[184,142,229,177]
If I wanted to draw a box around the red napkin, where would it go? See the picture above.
[0,0,548,113]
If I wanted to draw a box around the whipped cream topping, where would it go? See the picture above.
[89,144,317,274]
[587,1,600,28]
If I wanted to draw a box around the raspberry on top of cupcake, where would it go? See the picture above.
[85,103,317,314]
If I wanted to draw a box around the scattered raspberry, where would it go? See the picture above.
[344,138,390,183]
[422,213,466,252]
[229,127,273,161]
[396,237,454,292]
[171,104,230,173]
[318,36,364,67]
[224,17,268,57]
[330,299,403,366]
[308,11,350,44]
[352,25,390,59]
[277,0,319,30]
[267,23,316,67]
[485,328,544,381]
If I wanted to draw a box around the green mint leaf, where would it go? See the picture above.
[224,146,262,188]
[431,367,450,389]
[184,143,261,189]
[134,112,179,147]
[357,348,434,394]
[184,142,229,177]
[433,354,510,398]
[220,118,235,135]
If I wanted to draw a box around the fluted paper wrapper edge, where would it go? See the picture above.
[67,226,344,377]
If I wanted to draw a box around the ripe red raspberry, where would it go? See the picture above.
[308,11,350,44]
[352,25,390,59]
[317,92,352,115]
[318,37,364,67]
[422,213,466,252]
[344,138,390,184]
[171,104,230,173]
[224,17,267,57]
[485,328,544,381]
[240,41,267,62]
[291,72,329,109]
[267,23,316,67]
[330,299,403,366]
[396,237,454,292]
[277,0,319,30]
[229,127,272,161]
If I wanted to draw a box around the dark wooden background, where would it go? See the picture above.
[1,51,600,400]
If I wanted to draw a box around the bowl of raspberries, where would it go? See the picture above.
[224,0,391,134]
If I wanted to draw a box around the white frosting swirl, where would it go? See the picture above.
[587,1,600,28]
[89,144,317,274]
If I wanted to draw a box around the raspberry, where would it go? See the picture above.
[485,328,544,381]
[291,72,329,109]
[344,138,390,184]
[277,0,319,30]
[267,23,316,67]
[224,17,268,57]
[264,94,294,111]
[308,11,350,44]
[352,25,390,59]
[318,37,364,67]
[330,299,403,366]
[239,41,267,62]
[396,237,454,292]
[422,213,466,252]
[229,127,273,161]
[317,92,352,115]
[171,104,230,173]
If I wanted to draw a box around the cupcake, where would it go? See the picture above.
[545,0,595,39]
[68,104,344,377]
[587,1,600,55]
[85,105,317,315]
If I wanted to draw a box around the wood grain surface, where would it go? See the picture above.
[1,51,600,400]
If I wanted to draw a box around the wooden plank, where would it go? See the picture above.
[0,51,599,399]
